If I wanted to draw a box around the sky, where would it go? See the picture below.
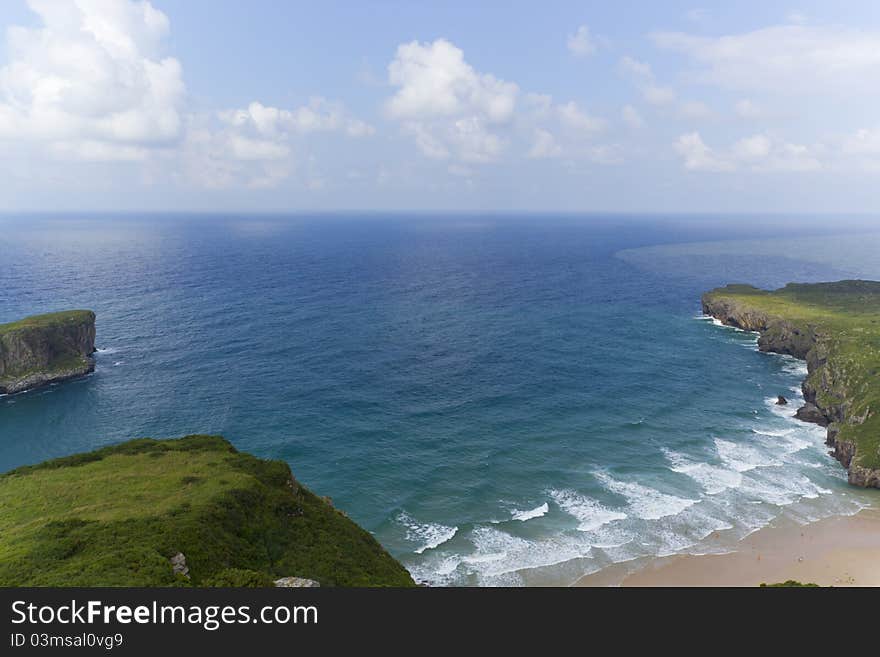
[2,0,880,213]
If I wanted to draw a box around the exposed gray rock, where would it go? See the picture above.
[776,396,788,405]
[795,402,829,426]
[170,552,190,579]
[274,576,319,588]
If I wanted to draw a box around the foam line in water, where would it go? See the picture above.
[549,489,627,531]
[714,438,781,472]
[418,526,594,584]
[396,512,458,554]
[662,448,742,494]
[510,502,549,522]
[592,472,698,520]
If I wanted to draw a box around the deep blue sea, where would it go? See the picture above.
[2,214,877,585]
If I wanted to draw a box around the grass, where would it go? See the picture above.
[703,280,880,471]
[0,435,415,587]
[0,310,95,335]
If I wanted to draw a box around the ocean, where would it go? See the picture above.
[2,214,878,586]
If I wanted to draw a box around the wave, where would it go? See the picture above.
[412,526,595,585]
[662,448,743,494]
[510,502,549,522]
[751,428,791,437]
[714,438,781,472]
[549,489,626,531]
[738,470,831,506]
[592,472,698,520]
[396,512,458,554]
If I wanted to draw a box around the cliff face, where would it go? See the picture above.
[702,285,880,489]
[0,310,96,394]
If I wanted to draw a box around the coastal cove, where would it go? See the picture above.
[2,215,879,586]
[702,282,880,488]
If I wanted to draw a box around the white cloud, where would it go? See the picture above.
[834,128,880,172]
[220,99,374,139]
[619,56,653,80]
[622,105,643,128]
[567,25,597,57]
[675,132,733,171]
[557,101,605,134]
[842,128,880,155]
[675,131,820,172]
[678,100,712,119]
[387,39,517,123]
[619,56,676,105]
[184,98,372,188]
[528,128,562,158]
[448,117,504,163]
[0,0,185,160]
[734,99,762,119]
[182,117,292,190]
[385,39,610,166]
[386,38,518,163]
[643,85,676,105]
[653,25,880,95]
[732,134,771,160]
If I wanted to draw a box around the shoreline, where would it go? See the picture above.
[575,506,880,586]
[701,284,880,488]
[575,305,880,587]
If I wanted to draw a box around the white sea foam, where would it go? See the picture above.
[662,448,743,494]
[396,512,458,554]
[707,316,751,332]
[779,358,809,377]
[751,428,791,437]
[714,438,781,472]
[549,489,626,531]
[738,471,831,506]
[593,472,698,520]
[581,525,635,549]
[510,503,549,522]
[460,527,592,581]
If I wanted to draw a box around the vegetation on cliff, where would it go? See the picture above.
[702,280,880,487]
[0,435,415,587]
[760,580,819,587]
[0,310,96,394]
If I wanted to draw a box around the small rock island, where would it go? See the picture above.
[0,435,415,586]
[0,310,96,394]
[702,280,880,489]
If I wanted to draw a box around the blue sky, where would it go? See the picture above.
[2,0,880,213]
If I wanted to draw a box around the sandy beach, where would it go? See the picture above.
[576,507,880,587]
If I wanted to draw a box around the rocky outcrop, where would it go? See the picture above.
[0,310,96,394]
[170,552,190,579]
[795,403,829,426]
[274,576,320,587]
[702,288,879,489]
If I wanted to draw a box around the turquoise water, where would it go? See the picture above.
[1,214,876,585]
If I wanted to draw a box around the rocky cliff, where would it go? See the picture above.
[0,310,96,394]
[702,282,880,488]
